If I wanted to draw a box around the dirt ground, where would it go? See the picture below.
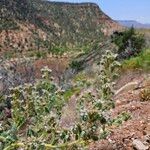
[61,71,150,150]
[89,71,150,150]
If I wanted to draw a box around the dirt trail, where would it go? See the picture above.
[60,88,95,128]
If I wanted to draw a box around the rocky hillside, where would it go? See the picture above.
[0,0,121,55]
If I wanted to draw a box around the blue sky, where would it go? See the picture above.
[48,0,150,23]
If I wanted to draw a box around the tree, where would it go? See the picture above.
[111,26,145,59]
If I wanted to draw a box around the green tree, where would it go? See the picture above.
[111,27,145,58]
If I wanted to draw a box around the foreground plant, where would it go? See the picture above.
[140,88,150,101]
[0,51,121,149]
[0,67,66,149]
[73,50,121,142]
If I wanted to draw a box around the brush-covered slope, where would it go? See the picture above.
[0,0,121,55]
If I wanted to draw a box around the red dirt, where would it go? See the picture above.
[33,57,70,82]
[89,71,150,150]
[61,71,150,149]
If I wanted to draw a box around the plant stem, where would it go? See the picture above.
[3,139,85,150]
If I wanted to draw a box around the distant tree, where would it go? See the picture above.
[111,26,145,59]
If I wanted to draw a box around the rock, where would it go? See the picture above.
[132,139,149,150]
[144,124,150,135]
[144,134,150,144]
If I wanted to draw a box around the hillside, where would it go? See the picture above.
[0,0,121,56]
[0,1,150,150]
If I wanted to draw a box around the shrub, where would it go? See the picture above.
[111,27,145,59]
[0,51,124,149]
[49,46,66,55]
[110,112,131,126]
[3,51,14,59]
[63,87,81,101]
[69,60,83,72]
[35,51,47,58]
[139,88,150,101]
[0,19,20,30]
[74,50,121,142]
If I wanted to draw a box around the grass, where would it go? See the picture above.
[122,49,150,71]
[63,87,81,102]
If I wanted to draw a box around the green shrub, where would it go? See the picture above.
[111,27,145,59]
[0,19,19,30]
[0,51,125,149]
[110,112,131,126]
[63,87,81,101]
[3,51,14,59]
[74,50,121,142]
[69,60,83,71]
[35,51,47,58]
[49,46,66,55]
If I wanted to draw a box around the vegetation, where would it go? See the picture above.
[110,112,131,127]
[69,60,84,72]
[0,19,19,31]
[35,51,47,59]
[140,88,150,101]
[121,49,150,71]
[63,87,81,102]
[111,27,145,59]
[0,51,126,149]
[0,0,108,55]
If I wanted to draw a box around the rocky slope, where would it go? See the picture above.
[0,0,121,55]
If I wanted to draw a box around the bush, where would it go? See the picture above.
[35,51,47,58]
[49,46,66,55]
[139,88,150,101]
[0,51,125,149]
[110,112,131,126]
[69,60,83,71]
[0,19,20,30]
[3,51,14,59]
[111,27,145,59]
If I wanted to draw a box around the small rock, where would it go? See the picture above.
[144,134,150,144]
[116,100,122,106]
[132,139,149,150]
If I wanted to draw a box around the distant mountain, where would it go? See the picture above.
[0,0,122,55]
[117,20,150,29]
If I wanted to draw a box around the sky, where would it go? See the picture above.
[48,0,150,23]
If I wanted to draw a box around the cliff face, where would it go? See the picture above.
[0,0,122,54]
